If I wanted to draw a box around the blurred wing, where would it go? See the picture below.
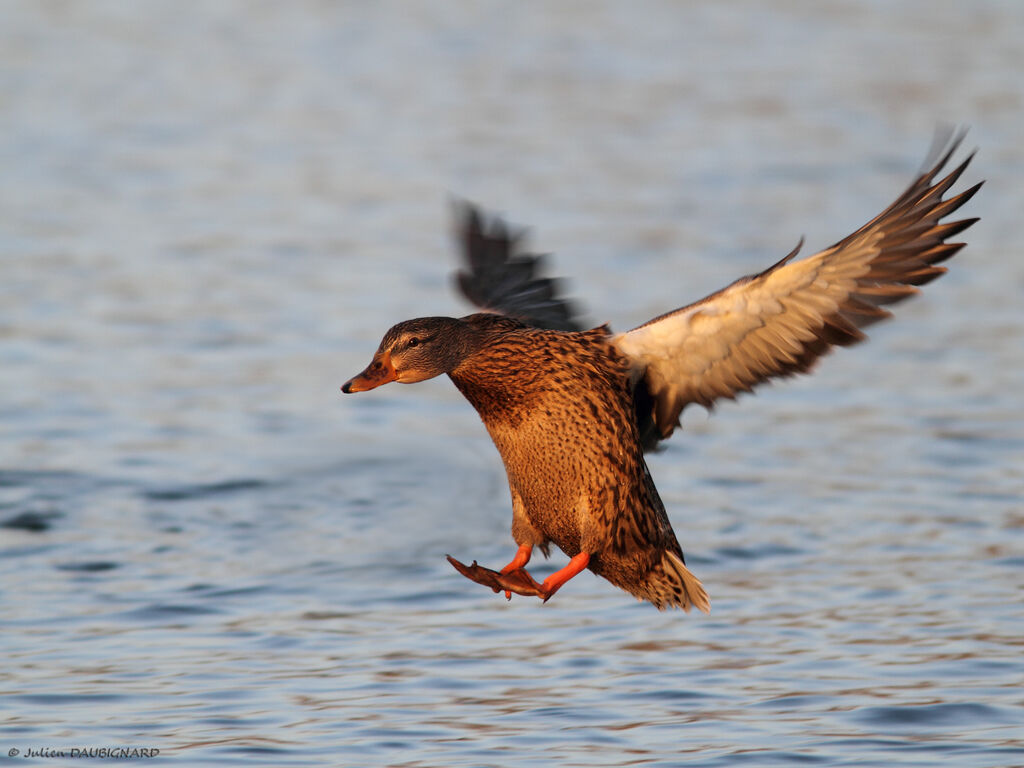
[453,201,583,331]
[613,129,983,445]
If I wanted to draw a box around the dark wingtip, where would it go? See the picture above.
[918,124,969,179]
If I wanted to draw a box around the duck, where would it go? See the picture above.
[341,130,981,611]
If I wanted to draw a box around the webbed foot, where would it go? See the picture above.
[446,552,591,602]
[446,555,545,598]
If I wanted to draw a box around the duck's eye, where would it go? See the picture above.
[407,337,420,349]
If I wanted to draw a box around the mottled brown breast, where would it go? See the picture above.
[448,314,649,556]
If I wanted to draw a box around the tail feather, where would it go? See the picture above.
[639,551,711,613]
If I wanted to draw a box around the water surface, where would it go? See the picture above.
[2,2,1022,766]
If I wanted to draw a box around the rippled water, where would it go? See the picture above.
[2,2,1023,766]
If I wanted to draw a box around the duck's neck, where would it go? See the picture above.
[449,321,548,429]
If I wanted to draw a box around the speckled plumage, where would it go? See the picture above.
[447,314,706,610]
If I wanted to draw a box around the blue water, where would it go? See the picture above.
[2,2,1023,766]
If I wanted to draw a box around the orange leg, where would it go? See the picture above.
[499,544,533,599]
[538,552,590,602]
[500,544,533,574]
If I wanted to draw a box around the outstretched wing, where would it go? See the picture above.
[453,201,583,331]
[613,129,983,445]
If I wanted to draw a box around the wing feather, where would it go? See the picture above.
[453,201,583,331]
[614,130,983,446]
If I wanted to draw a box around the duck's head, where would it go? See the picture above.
[341,316,472,393]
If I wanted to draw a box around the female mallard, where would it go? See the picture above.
[342,131,980,611]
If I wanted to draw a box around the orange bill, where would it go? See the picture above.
[341,351,395,393]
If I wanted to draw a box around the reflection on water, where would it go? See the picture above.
[2,2,1023,766]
